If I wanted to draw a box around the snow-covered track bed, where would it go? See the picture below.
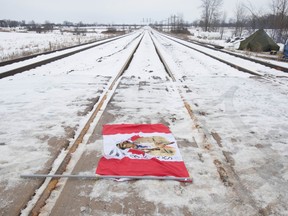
[0,31,144,215]
[151,30,288,215]
[184,37,288,72]
[0,35,121,68]
[1,28,288,216]
[156,31,288,75]
[0,33,135,79]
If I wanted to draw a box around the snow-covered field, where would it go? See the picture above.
[0,27,288,215]
[0,26,285,63]
[0,28,114,62]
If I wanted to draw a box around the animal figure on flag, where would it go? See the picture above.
[116,136,176,157]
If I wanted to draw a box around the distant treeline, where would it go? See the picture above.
[0,19,141,34]
[0,19,140,28]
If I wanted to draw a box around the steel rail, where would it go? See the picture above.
[20,174,192,182]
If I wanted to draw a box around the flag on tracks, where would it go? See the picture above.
[96,124,191,181]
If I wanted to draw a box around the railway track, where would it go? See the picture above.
[18,30,177,215]
[16,29,277,215]
[150,32,267,215]
[17,32,144,215]
[150,31,288,215]
[0,33,138,79]
[0,30,144,216]
[1,28,287,215]
[156,31,288,75]
[152,30,288,90]
[191,39,288,72]
[0,36,115,67]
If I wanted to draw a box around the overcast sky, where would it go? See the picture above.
[1,0,269,24]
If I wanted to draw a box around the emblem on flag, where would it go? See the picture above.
[96,124,191,182]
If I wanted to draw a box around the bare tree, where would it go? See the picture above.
[219,12,227,39]
[243,1,266,31]
[271,0,288,42]
[234,1,247,37]
[200,0,223,31]
[44,20,53,32]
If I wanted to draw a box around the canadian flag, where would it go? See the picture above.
[96,124,191,181]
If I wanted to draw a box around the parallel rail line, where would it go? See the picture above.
[149,32,267,215]
[191,39,288,73]
[158,32,288,75]
[0,36,116,67]
[0,33,133,79]
[20,30,270,215]
[155,32,262,76]
[21,33,144,216]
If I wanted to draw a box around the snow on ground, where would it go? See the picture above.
[44,30,237,216]
[1,27,288,215]
[187,27,246,48]
[0,34,130,74]
[37,29,287,215]
[153,31,288,214]
[0,28,110,62]
[186,27,288,65]
[160,32,288,77]
[0,32,141,190]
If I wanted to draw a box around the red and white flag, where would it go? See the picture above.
[96,124,191,181]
